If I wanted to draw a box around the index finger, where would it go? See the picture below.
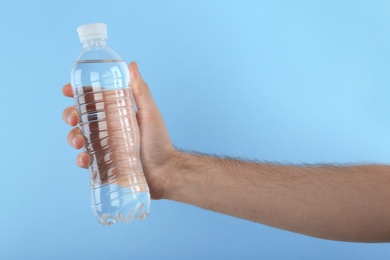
[62,83,74,97]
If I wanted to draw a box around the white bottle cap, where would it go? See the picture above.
[77,23,108,43]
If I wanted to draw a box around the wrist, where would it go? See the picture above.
[160,149,188,201]
[162,150,219,206]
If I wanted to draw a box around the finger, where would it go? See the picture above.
[67,127,84,149]
[129,62,159,114]
[62,83,74,98]
[76,152,90,169]
[62,106,79,126]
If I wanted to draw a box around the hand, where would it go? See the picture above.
[62,62,177,199]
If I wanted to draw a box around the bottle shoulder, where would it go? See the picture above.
[71,58,130,90]
[75,45,123,62]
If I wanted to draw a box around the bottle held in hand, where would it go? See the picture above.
[71,23,151,226]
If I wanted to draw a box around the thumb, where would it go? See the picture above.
[129,62,158,113]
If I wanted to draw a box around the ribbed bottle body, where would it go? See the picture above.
[71,57,150,225]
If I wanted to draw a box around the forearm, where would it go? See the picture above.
[166,151,390,242]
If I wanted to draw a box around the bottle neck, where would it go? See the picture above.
[81,38,107,48]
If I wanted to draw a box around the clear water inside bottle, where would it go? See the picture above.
[91,184,150,225]
[72,59,151,225]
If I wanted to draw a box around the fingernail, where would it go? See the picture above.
[134,63,141,78]
[67,114,73,125]
[72,136,78,147]
[77,154,83,165]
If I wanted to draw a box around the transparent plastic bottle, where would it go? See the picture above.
[71,23,151,225]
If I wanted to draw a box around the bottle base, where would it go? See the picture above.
[91,184,151,226]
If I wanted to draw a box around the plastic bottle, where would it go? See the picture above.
[71,23,151,225]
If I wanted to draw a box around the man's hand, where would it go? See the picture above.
[62,62,178,199]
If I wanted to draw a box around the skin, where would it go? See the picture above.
[63,62,390,242]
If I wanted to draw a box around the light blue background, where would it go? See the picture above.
[1,0,390,259]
